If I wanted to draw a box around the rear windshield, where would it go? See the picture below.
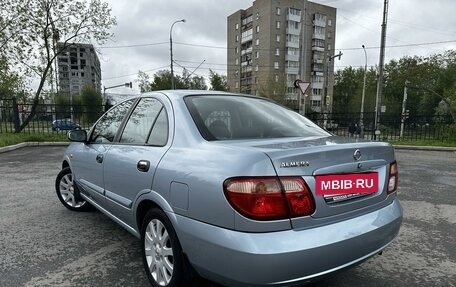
[185,95,329,141]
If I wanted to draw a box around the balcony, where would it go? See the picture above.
[312,46,325,52]
[285,67,299,75]
[286,13,301,22]
[286,54,299,62]
[286,27,301,35]
[312,82,323,89]
[312,33,325,40]
[241,47,253,55]
[286,41,299,49]
[241,34,253,44]
[311,71,324,77]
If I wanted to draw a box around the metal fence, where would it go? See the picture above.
[306,112,455,142]
[0,99,105,133]
[1,99,455,142]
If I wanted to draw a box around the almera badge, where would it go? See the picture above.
[316,173,378,196]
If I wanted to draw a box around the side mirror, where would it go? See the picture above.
[68,130,87,142]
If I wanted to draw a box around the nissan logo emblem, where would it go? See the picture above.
[353,149,362,161]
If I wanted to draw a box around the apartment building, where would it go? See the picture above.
[227,0,337,112]
[56,43,102,96]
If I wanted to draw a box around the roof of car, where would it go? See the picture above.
[140,89,257,100]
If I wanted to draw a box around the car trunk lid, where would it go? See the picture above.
[229,136,396,226]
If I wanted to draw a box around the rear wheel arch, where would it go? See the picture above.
[61,160,70,170]
[136,200,162,232]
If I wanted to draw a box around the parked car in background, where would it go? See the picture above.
[326,120,339,130]
[52,119,81,131]
[55,90,402,287]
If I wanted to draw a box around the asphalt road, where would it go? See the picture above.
[0,146,455,287]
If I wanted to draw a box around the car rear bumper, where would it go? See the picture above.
[173,198,402,287]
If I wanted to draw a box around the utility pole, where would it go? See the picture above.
[170,19,186,90]
[374,0,389,139]
[323,51,342,128]
[400,80,409,139]
[360,45,368,139]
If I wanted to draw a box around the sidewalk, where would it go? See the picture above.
[0,142,69,154]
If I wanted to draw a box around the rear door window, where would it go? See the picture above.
[119,97,168,146]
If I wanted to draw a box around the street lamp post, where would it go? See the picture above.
[170,19,186,90]
[359,45,367,138]
[322,51,342,129]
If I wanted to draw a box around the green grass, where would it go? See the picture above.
[0,132,68,148]
[389,139,456,147]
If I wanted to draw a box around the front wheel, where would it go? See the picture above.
[142,209,184,287]
[55,167,92,211]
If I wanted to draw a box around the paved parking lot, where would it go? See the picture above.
[0,146,455,287]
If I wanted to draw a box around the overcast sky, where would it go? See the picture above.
[99,0,456,94]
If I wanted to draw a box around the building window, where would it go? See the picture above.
[312,88,322,96]
[235,58,239,65]
[235,47,238,54]
[276,21,280,29]
[255,65,259,71]
[242,15,253,26]
[235,81,239,88]
[275,74,279,82]
[235,23,239,30]
[274,62,279,69]
[328,31,331,39]
[256,12,259,20]
[236,35,239,42]
[275,48,280,56]
[276,35,280,42]
[327,44,331,50]
[288,8,301,17]
[256,25,260,33]
[328,19,332,26]
[276,7,281,15]
[311,100,321,107]
[255,39,259,46]
[255,51,259,58]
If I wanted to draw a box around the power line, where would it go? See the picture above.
[97,39,456,53]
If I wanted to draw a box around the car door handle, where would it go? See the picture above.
[137,160,150,172]
[96,154,104,163]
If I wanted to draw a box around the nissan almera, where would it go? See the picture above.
[55,90,402,287]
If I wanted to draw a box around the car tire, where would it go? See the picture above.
[142,208,184,287]
[55,167,92,212]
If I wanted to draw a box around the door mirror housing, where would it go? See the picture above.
[68,130,87,142]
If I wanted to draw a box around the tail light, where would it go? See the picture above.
[387,161,398,194]
[223,177,315,221]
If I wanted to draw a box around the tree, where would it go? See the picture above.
[258,76,288,105]
[54,93,71,119]
[0,56,26,99]
[209,69,228,91]
[0,0,116,132]
[147,69,207,91]
[181,69,207,90]
[80,84,103,123]
[150,70,174,90]
[137,70,152,93]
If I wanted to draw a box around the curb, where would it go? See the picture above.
[0,142,70,154]
[393,145,456,152]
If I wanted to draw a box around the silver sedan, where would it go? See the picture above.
[56,90,402,287]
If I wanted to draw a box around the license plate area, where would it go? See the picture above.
[316,172,379,204]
